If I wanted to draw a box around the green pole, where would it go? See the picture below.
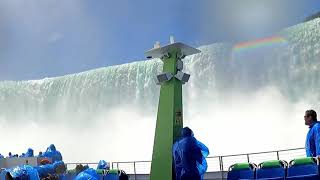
[145,41,200,180]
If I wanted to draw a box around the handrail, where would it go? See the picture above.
[214,147,305,158]
[108,147,305,164]
[65,147,306,175]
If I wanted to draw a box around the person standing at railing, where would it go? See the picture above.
[173,127,209,180]
[43,144,63,163]
[305,109,320,157]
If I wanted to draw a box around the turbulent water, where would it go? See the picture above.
[0,18,320,163]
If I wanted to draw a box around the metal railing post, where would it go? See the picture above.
[247,154,250,163]
[133,162,137,180]
[276,151,280,160]
[220,156,224,171]
[117,163,119,169]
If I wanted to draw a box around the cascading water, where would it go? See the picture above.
[0,18,319,163]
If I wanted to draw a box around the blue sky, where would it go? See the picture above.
[0,0,319,80]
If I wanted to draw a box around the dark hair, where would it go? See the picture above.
[306,110,317,121]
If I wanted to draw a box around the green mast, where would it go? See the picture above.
[145,38,201,180]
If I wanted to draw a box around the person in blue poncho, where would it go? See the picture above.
[25,148,34,157]
[305,109,320,157]
[173,127,209,180]
[75,168,99,180]
[38,151,44,157]
[97,160,110,170]
[19,153,25,157]
[43,144,63,162]
[4,165,40,180]
[35,161,66,179]
[0,153,4,158]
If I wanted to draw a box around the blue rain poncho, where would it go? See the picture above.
[306,121,320,157]
[37,151,44,157]
[173,127,209,180]
[25,148,34,157]
[43,144,63,162]
[75,168,99,180]
[6,165,40,180]
[19,153,26,157]
[35,161,65,178]
[0,153,4,158]
[97,160,109,170]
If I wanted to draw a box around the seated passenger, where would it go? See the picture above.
[97,160,110,170]
[173,127,209,180]
[35,161,66,179]
[4,165,40,180]
[75,168,99,180]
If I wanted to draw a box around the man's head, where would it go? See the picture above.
[305,109,317,126]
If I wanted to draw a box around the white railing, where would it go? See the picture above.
[66,147,305,176]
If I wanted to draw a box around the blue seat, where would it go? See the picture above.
[227,163,255,180]
[227,169,255,180]
[256,160,286,180]
[98,174,104,180]
[287,174,319,180]
[256,168,285,180]
[286,157,320,180]
[104,173,119,180]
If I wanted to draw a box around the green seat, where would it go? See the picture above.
[291,157,316,166]
[108,169,119,174]
[96,169,104,174]
[231,163,252,170]
[260,160,283,169]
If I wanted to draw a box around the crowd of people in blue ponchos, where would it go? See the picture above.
[0,144,65,179]
[0,127,209,180]
[0,144,117,180]
[0,144,62,161]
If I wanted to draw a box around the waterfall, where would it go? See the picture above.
[0,18,319,163]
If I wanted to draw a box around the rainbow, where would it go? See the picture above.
[233,36,287,52]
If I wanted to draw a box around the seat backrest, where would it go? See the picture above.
[227,169,255,180]
[227,163,255,180]
[287,164,318,177]
[104,174,119,180]
[256,167,285,179]
[288,157,319,177]
[256,160,286,179]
